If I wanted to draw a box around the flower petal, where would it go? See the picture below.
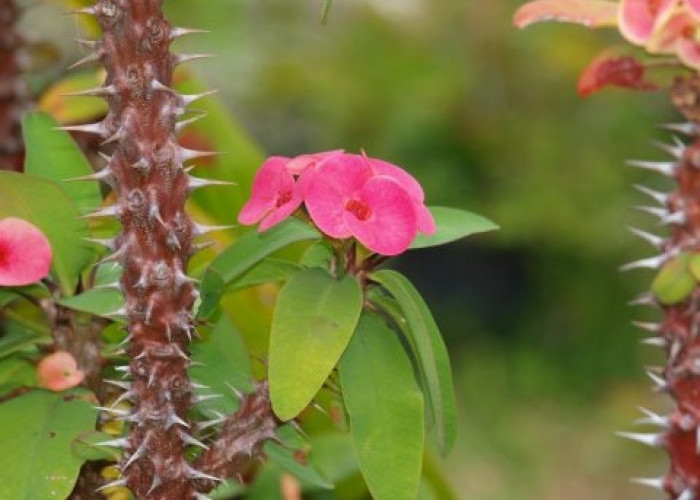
[344,176,417,256]
[687,0,700,18]
[619,0,676,45]
[0,217,52,287]
[677,35,700,68]
[286,150,344,176]
[513,0,619,29]
[259,193,303,231]
[305,154,373,238]
[238,156,293,225]
[37,351,85,392]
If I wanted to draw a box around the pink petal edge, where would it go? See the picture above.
[0,217,52,287]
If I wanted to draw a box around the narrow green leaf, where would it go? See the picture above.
[411,207,498,249]
[58,288,124,318]
[0,390,97,500]
[231,258,301,291]
[370,270,457,455]
[190,314,253,417]
[338,312,424,500]
[0,172,93,295]
[0,316,51,359]
[71,430,121,462]
[269,267,363,420]
[263,441,333,489]
[23,112,102,214]
[0,358,36,393]
[652,253,696,305]
[199,219,320,319]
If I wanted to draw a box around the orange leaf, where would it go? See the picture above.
[514,0,619,29]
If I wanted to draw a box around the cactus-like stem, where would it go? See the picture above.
[194,382,279,492]
[0,0,28,171]
[89,1,199,497]
[626,76,700,500]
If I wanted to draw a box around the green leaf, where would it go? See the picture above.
[0,172,93,295]
[58,288,124,319]
[411,207,498,249]
[269,267,363,420]
[652,253,696,305]
[370,270,457,455]
[299,240,334,269]
[263,440,333,489]
[23,111,102,214]
[338,312,424,500]
[199,219,320,319]
[0,316,50,359]
[0,390,97,500]
[71,430,121,462]
[231,258,302,291]
[38,70,108,125]
[0,358,36,394]
[190,314,253,417]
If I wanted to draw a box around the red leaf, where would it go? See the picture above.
[514,0,619,29]
[577,52,658,97]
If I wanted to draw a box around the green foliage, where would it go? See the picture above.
[0,172,93,296]
[22,111,102,214]
[370,270,457,455]
[0,390,97,500]
[269,267,363,420]
[338,312,425,500]
[58,288,124,319]
[652,253,696,305]
[411,207,498,250]
[198,218,320,319]
[190,314,253,417]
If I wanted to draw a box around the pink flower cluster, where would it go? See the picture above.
[238,151,435,256]
[620,0,700,68]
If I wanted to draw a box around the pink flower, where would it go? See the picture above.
[305,154,418,255]
[238,156,304,231]
[618,0,676,45]
[285,150,344,176]
[367,157,436,235]
[646,6,700,68]
[37,351,85,392]
[0,217,52,287]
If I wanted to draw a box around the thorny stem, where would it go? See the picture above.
[0,0,28,171]
[77,1,279,498]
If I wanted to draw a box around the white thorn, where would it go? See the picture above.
[104,379,130,390]
[679,488,696,500]
[628,293,658,307]
[615,431,663,447]
[96,478,127,492]
[661,211,687,226]
[95,437,130,449]
[224,382,244,400]
[633,184,669,205]
[635,407,669,428]
[180,89,219,107]
[193,222,235,236]
[179,147,221,163]
[175,113,208,132]
[94,406,130,417]
[187,175,235,192]
[174,53,216,65]
[185,466,223,483]
[661,122,696,135]
[640,337,668,347]
[654,136,685,159]
[69,51,100,70]
[56,121,107,137]
[63,85,116,98]
[82,204,120,219]
[122,443,145,470]
[170,27,210,40]
[630,476,664,490]
[631,320,662,333]
[645,369,667,391]
[193,393,223,404]
[620,254,669,271]
[627,159,676,176]
[194,494,214,500]
[628,226,665,248]
[178,430,210,450]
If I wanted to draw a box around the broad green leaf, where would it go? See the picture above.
[269,267,363,420]
[58,288,124,319]
[411,207,498,249]
[23,112,103,214]
[263,441,333,489]
[309,432,360,485]
[0,358,36,394]
[0,172,93,295]
[38,70,108,125]
[94,262,123,287]
[338,312,424,500]
[370,270,457,455]
[199,219,320,319]
[299,240,334,269]
[71,430,121,462]
[652,253,696,305]
[190,314,253,417]
[0,390,97,500]
[0,316,51,359]
[231,258,302,291]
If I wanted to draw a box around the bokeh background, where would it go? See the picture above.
[29,0,680,498]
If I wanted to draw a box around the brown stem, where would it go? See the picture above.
[0,0,28,171]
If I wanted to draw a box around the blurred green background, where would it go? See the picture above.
[29,0,679,498]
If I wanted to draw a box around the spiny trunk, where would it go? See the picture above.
[0,0,28,171]
[626,76,700,500]
[89,1,199,497]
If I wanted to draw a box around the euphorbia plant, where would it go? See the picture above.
[0,1,496,499]
[515,0,700,498]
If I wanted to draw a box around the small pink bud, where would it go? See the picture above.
[0,217,52,287]
[37,351,85,392]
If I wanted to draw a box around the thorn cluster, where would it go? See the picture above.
[621,76,700,500]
